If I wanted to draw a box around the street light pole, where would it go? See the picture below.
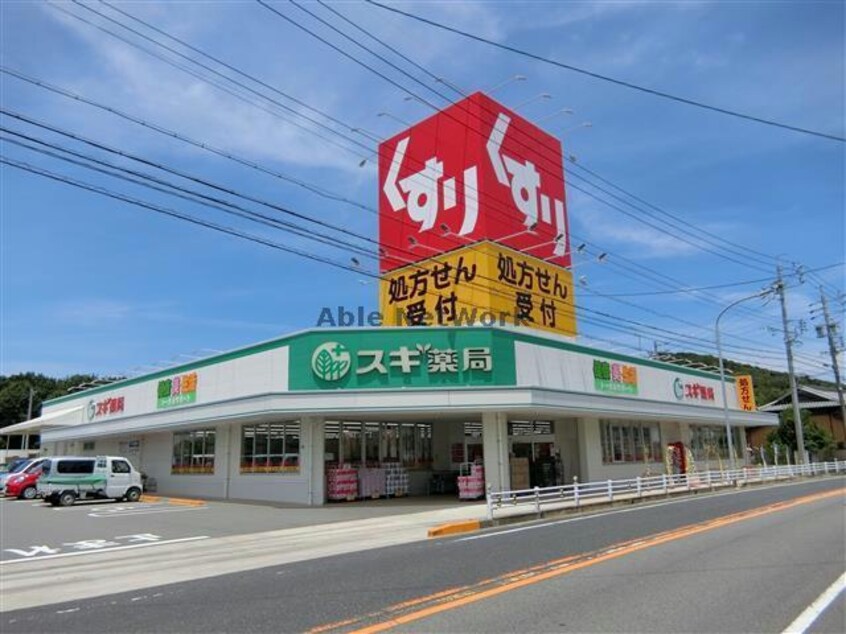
[716,289,772,470]
[775,265,807,463]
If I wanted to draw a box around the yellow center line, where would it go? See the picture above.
[340,487,844,634]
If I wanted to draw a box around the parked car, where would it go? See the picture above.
[3,458,47,499]
[0,458,38,493]
[37,456,143,507]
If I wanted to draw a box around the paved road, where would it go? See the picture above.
[2,477,844,633]
[394,484,845,633]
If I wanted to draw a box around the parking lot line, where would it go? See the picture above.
[87,506,207,518]
[1,536,210,565]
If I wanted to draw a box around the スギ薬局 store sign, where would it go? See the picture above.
[378,92,570,273]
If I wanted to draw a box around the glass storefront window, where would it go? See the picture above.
[240,421,300,473]
[341,423,362,465]
[326,421,432,469]
[600,421,662,464]
[689,425,742,464]
[172,429,215,475]
[508,421,554,435]
[382,422,399,462]
[365,423,381,464]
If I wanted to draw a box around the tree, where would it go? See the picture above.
[767,409,835,458]
[0,373,98,430]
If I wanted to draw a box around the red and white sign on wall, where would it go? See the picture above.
[378,92,570,273]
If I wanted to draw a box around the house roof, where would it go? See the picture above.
[759,385,843,412]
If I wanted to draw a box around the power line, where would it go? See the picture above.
[7,145,817,367]
[7,106,818,364]
[0,56,824,362]
[0,156,368,274]
[566,160,779,268]
[62,2,804,280]
[50,1,369,160]
[0,109,378,251]
[0,129,378,260]
[266,3,800,277]
[308,0,797,274]
[567,180,772,273]
[316,0,467,97]
[4,14,836,366]
[0,68,371,214]
[95,0,366,140]
[364,0,845,143]
[283,3,823,327]
[590,262,841,298]
[3,65,820,358]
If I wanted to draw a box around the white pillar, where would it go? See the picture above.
[431,421,453,471]
[223,425,234,500]
[482,411,510,492]
[303,416,325,506]
[577,418,591,481]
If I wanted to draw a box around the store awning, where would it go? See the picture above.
[1,406,84,435]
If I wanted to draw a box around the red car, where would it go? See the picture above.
[3,459,46,500]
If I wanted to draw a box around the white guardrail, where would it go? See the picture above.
[486,460,846,520]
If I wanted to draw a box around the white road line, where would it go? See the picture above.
[0,536,210,565]
[88,506,206,518]
[782,570,846,633]
[456,479,846,542]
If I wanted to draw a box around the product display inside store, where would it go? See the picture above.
[321,420,566,502]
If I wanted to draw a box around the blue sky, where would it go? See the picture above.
[1,1,843,384]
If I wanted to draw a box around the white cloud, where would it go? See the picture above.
[55,298,133,326]
[570,193,701,258]
[38,2,369,173]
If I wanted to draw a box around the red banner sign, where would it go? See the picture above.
[378,92,570,273]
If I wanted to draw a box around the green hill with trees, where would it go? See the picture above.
[0,373,97,432]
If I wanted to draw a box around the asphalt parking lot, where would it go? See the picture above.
[0,494,465,563]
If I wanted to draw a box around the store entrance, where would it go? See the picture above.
[323,420,484,503]
[508,420,563,489]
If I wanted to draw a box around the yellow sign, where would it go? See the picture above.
[379,241,577,337]
[735,375,756,411]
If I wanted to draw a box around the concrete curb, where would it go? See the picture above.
[427,519,481,538]
[140,494,206,507]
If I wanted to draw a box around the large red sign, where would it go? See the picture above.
[378,92,570,273]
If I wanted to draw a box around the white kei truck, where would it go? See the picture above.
[37,456,143,507]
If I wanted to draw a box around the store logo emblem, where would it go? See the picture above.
[673,377,685,400]
[86,399,97,421]
[312,342,351,382]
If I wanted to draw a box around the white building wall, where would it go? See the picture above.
[139,427,226,499]
[431,421,454,472]
[515,341,740,411]
[482,412,510,492]
[39,347,289,426]
[305,417,325,506]
[133,419,316,505]
[553,418,580,482]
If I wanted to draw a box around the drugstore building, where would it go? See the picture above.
[20,326,777,505]
[9,92,779,502]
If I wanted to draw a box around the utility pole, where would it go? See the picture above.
[776,265,807,463]
[818,288,846,427]
[26,386,35,421]
[23,386,35,453]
